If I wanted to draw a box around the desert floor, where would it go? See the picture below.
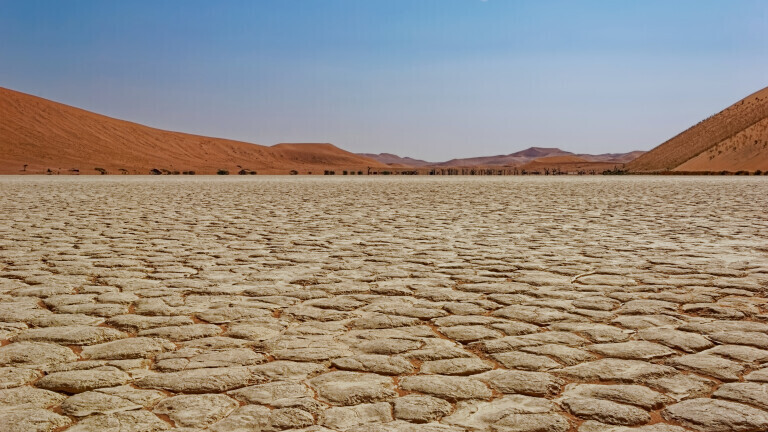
[1,176,768,432]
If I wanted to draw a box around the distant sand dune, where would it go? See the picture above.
[361,148,644,168]
[518,155,623,173]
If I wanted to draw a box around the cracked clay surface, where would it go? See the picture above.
[1,176,768,432]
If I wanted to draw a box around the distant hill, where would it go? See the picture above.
[435,147,572,167]
[361,147,643,168]
[357,153,434,167]
[519,155,623,173]
[529,155,589,164]
[579,151,646,163]
[627,87,768,172]
[0,87,386,174]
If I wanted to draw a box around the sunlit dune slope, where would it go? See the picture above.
[627,87,768,172]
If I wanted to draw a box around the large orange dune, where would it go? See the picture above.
[627,86,768,172]
[0,87,386,174]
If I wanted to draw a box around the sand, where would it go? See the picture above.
[675,116,768,172]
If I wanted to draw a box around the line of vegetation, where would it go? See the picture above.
[21,163,768,176]
[150,168,195,175]
[602,167,629,175]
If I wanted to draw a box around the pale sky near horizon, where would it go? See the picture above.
[1,0,767,161]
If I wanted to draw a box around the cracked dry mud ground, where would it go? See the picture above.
[1,177,768,432]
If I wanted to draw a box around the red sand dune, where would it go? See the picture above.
[628,86,768,172]
[0,87,386,175]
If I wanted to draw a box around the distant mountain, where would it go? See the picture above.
[0,87,386,174]
[627,86,768,172]
[361,147,643,168]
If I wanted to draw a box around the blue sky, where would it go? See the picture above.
[1,0,767,160]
